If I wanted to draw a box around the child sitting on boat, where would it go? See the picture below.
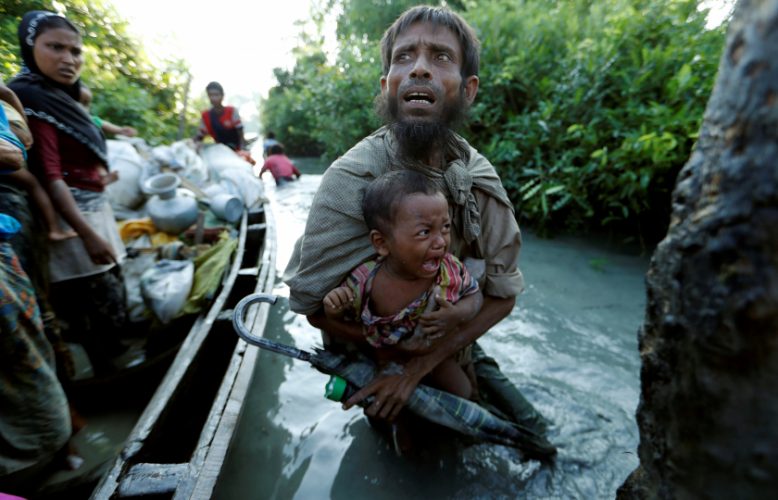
[323,170,483,402]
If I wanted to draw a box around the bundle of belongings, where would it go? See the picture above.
[105,138,266,324]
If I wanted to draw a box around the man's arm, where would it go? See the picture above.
[307,308,369,346]
[258,160,270,178]
[231,107,246,150]
[343,294,515,421]
[193,114,208,150]
[284,155,381,315]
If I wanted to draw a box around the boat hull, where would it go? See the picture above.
[90,204,276,499]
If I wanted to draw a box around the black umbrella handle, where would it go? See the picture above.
[232,293,312,362]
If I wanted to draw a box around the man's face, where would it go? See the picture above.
[380,22,478,128]
[208,89,224,107]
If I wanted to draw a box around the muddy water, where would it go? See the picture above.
[215,160,649,499]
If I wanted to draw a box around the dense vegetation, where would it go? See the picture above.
[0,0,194,144]
[0,0,729,241]
[261,0,728,243]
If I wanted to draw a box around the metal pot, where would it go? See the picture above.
[144,173,199,234]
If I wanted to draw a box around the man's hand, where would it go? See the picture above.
[323,286,355,319]
[307,310,368,346]
[342,359,429,421]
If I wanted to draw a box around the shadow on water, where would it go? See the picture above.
[215,160,650,499]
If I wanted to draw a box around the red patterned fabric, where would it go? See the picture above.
[342,253,478,348]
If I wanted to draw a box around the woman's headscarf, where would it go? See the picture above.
[8,11,107,164]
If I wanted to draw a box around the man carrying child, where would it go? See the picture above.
[285,6,552,438]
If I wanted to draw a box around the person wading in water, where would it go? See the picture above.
[285,5,554,446]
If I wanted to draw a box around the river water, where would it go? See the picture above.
[215,159,650,499]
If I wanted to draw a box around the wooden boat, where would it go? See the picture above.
[83,201,275,499]
[18,198,274,499]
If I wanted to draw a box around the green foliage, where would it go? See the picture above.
[0,0,191,144]
[261,51,330,156]
[305,43,384,157]
[265,0,726,242]
[260,19,382,157]
[466,0,726,241]
[335,0,455,42]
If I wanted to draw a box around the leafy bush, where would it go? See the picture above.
[0,0,192,145]
[467,0,726,241]
[260,41,382,158]
[263,0,727,243]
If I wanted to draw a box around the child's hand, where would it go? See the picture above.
[323,286,354,319]
[100,170,119,186]
[48,229,78,242]
[118,126,137,137]
[419,288,464,337]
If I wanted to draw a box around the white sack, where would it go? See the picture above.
[105,139,147,211]
[140,259,195,324]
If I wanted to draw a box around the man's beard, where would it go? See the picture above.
[376,83,469,163]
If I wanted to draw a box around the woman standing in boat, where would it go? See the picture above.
[8,11,128,376]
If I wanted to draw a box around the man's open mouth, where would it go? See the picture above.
[404,90,436,104]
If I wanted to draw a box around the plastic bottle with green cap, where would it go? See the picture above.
[324,375,355,402]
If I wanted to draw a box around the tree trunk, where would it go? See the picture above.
[618,0,778,498]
